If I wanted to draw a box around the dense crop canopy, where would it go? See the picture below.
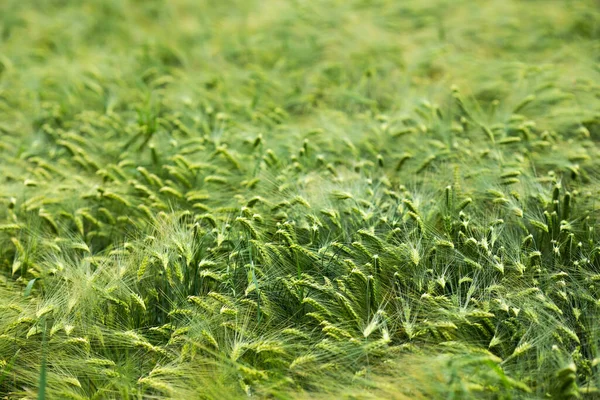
[0,0,599,398]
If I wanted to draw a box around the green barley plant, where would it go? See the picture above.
[0,0,599,398]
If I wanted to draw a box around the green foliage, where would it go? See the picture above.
[0,0,599,398]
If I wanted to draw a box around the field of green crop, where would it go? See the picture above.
[0,0,599,398]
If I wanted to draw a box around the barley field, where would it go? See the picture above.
[0,0,599,399]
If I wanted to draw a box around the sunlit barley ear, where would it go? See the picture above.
[497,136,521,145]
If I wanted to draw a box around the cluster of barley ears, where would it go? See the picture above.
[0,0,599,398]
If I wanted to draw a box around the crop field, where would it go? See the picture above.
[0,0,599,398]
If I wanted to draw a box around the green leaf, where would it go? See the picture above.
[24,278,36,297]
